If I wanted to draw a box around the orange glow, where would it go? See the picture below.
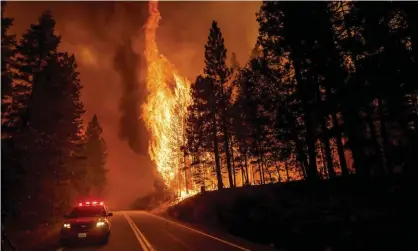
[79,46,97,67]
[142,0,193,196]
[177,188,200,202]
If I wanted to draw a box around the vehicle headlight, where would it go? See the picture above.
[96,221,106,227]
[63,223,71,229]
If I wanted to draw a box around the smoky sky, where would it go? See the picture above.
[114,36,148,155]
[4,1,261,208]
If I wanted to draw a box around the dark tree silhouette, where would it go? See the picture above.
[1,2,17,118]
[84,115,108,197]
[2,10,87,232]
[203,21,235,189]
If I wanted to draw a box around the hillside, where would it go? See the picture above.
[167,176,417,251]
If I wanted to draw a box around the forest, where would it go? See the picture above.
[1,2,108,236]
[182,1,417,191]
[2,1,418,250]
[168,2,418,250]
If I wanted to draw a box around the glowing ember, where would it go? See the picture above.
[142,0,192,195]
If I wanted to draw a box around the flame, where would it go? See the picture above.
[177,188,200,202]
[142,0,194,198]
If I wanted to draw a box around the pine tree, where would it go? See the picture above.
[187,75,221,189]
[54,52,86,210]
[1,2,17,122]
[85,115,108,197]
[340,2,418,177]
[309,2,350,177]
[8,11,86,228]
[398,3,418,176]
[257,2,321,181]
[6,11,62,228]
[13,10,61,132]
[233,64,262,184]
[1,3,19,220]
[187,75,212,189]
[204,21,234,188]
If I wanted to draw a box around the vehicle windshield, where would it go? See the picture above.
[68,206,106,218]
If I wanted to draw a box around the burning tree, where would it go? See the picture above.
[142,0,195,198]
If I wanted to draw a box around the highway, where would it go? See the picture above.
[52,211,275,251]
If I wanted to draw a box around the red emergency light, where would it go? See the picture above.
[78,201,104,206]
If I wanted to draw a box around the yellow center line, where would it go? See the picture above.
[123,212,155,251]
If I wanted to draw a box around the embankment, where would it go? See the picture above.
[167,176,416,251]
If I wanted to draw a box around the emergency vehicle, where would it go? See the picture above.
[60,201,112,246]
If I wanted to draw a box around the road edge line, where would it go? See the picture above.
[144,212,251,251]
[123,212,150,251]
[124,212,155,251]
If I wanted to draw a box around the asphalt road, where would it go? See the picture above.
[54,211,276,251]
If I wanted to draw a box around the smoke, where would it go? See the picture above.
[156,1,261,79]
[114,37,148,155]
[4,1,261,208]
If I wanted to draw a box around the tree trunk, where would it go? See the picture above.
[401,4,418,177]
[211,113,223,190]
[244,151,249,185]
[183,116,189,194]
[261,156,271,183]
[293,60,319,181]
[331,112,349,176]
[241,161,245,186]
[323,84,349,176]
[258,160,263,185]
[258,145,265,184]
[377,98,391,175]
[295,139,308,179]
[222,118,234,188]
[250,163,255,185]
[339,17,368,177]
[285,159,290,181]
[345,111,368,177]
[265,163,273,183]
[275,164,281,183]
[364,107,385,174]
[318,142,328,179]
[230,137,236,187]
[321,119,336,179]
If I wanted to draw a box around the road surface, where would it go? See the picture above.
[52,211,276,251]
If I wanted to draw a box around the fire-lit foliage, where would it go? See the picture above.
[157,1,417,196]
[2,2,418,247]
[142,0,195,198]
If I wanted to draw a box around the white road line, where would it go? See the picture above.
[143,212,251,251]
[123,212,151,251]
[124,212,155,251]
